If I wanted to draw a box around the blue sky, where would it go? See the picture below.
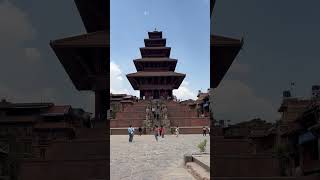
[110,0,210,100]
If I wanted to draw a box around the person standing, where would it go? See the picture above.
[154,125,159,142]
[202,126,207,136]
[156,107,160,120]
[161,125,165,138]
[175,126,179,137]
[152,106,156,119]
[159,126,162,137]
[138,127,142,136]
[207,126,210,135]
[128,125,134,142]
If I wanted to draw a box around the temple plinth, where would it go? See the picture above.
[127,31,185,99]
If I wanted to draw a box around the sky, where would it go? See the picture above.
[0,0,209,115]
[110,0,210,100]
[2,0,319,123]
[0,0,94,113]
[212,0,320,123]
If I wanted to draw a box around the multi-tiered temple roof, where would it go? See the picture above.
[210,0,243,88]
[49,0,109,125]
[127,31,185,99]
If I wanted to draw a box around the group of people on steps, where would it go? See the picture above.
[127,125,180,142]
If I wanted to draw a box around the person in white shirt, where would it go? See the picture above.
[175,126,179,137]
[128,125,135,142]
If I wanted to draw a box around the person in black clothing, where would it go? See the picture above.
[138,127,142,136]
[202,126,206,136]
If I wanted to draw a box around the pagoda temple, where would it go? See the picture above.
[127,31,185,100]
[111,31,209,134]
[50,0,109,126]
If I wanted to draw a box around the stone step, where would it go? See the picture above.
[160,167,196,180]
[186,162,210,180]
[115,112,146,119]
[192,154,210,172]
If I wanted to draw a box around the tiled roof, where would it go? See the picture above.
[211,35,242,46]
[41,105,71,116]
[34,122,73,130]
[50,31,108,47]
[133,57,177,62]
[0,101,53,109]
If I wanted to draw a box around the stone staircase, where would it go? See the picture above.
[110,99,210,134]
[184,153,210,180]
[165,100,210,133]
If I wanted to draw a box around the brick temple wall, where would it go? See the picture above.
[110,100,210,132]
[212,137,282,177]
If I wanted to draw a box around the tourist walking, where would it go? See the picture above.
[138,127,142,136]
[159,126,162,137]
[207,127,210,135]
[175,126,179,137]
[154,125,159,142]
[128,125,135,142]
[161,125,165,138]
[202,126,207,136]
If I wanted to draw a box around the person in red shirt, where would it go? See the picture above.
[160,125,165,138]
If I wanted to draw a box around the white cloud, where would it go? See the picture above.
[212,80,279,123]
[0,0,35,46]
[173,80,197,100]
[110,61,139,96]
[143,10,149,16]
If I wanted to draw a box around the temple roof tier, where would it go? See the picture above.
[50,31,109,90]
[133,58,177,71]
[211,35,242,47]
[148,31,162,39]
[126,71,185,77]
[140,47,171,58]
[127,73,185,90]
[210,34,242,88]
[144,38,166,47]
[133,57,177,62]
[50,31,108,48]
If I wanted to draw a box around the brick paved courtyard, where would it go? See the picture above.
[111,134,210,180]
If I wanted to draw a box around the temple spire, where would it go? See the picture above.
[126,30,185,100]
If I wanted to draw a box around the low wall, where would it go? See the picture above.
[212,137,253,154]
[110,118,210,128]
[19,158,108,180]
[212,154,280,177]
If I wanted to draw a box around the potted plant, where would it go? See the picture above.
[197,139,207,153]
